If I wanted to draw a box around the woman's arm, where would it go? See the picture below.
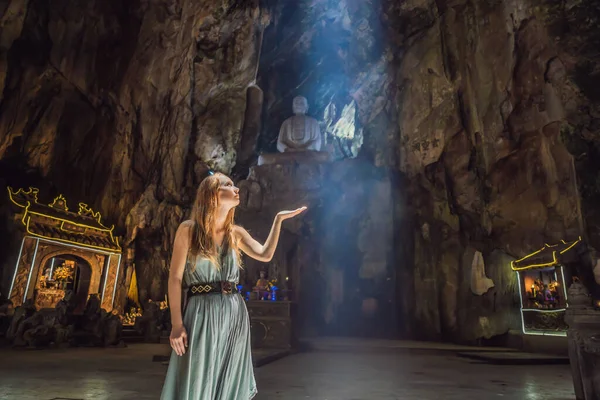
[234,207,307,262]
[168,220,192,355]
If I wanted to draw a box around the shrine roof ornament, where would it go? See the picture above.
[7,187,121,252]
[510,237,583,271]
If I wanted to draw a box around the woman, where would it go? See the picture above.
[160,172,306,400]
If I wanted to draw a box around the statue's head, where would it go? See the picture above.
[292,96,308,115]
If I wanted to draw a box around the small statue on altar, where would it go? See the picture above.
[253,271,270,300]
[255,271,268,290]
[277,96,322,152]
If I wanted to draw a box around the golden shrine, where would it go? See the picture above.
[6,187,123,313]
[511,237,583,336]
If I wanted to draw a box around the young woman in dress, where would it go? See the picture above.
[160,172,306,400]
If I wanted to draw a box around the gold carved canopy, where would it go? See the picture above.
[7,187,121,252]
[510,237,582,271]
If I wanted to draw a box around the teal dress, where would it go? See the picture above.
[160,248,257,400]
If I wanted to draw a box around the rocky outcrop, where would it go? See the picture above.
[540,0,600,250]
[254,0,589,340]
[391,1,584,340]
[0,0,266,301]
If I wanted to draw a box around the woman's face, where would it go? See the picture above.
[217,175,240,208]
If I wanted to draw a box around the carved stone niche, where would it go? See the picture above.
[565,281,600,400]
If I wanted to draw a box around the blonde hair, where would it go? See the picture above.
[189,172,242,270]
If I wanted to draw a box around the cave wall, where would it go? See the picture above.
[253,0,589,341]
[538,1,600,255]
[389,0,599,340]
[393,0,584,340]
[1,0,599,342]
[0,0,265,304]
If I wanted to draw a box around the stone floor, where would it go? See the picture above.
[0,343,576,400]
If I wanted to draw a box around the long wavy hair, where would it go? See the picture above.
[189,172,242,270]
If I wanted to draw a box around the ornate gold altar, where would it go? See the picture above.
[511,237,583,336]
[6,187,123,313]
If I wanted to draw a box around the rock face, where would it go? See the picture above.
[392,1,584,340]
[0,0,265,302]
[541,0,600,249]
[254,0,586,340]
[1,0,599,342]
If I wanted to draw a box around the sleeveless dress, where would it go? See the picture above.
[160,248,257,400]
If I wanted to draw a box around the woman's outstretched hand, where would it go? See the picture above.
[277,206,308,221]
[170,324,188,356]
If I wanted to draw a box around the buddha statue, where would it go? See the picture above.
[257,95,331,165]
[277,96,322,152]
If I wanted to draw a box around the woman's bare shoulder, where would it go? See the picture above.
[176,220,194,237]
[180,220,194,228]
[232,224,248,236]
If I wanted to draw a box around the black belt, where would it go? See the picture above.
[187,281,239,296]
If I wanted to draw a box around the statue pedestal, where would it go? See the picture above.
[247,300,295,349]
[566,283,600,400]
[258,151,332,166]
